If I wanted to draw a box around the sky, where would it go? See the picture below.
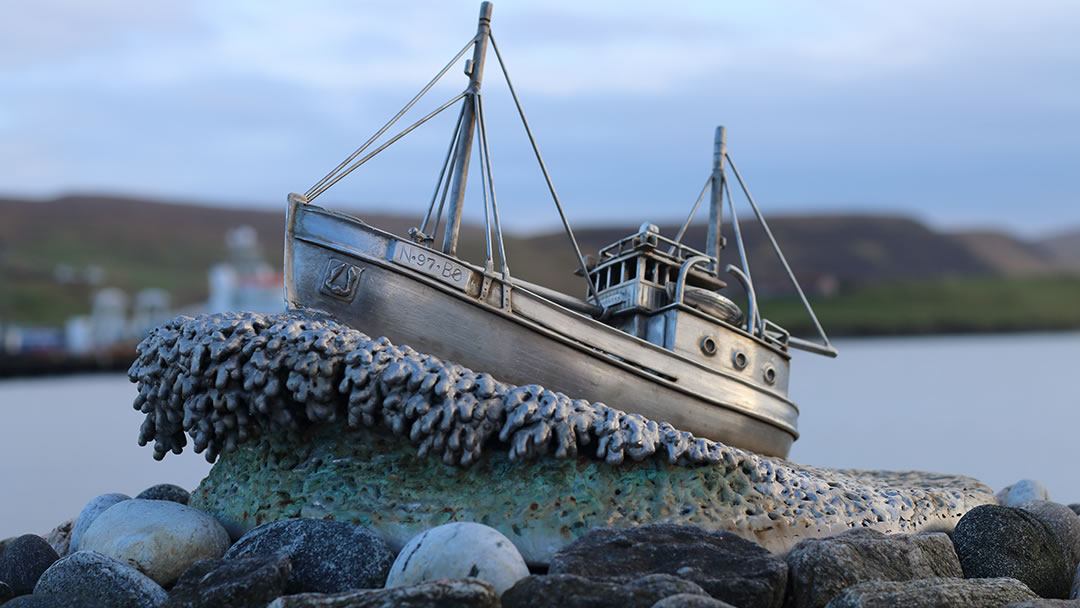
[2,0,1079,237]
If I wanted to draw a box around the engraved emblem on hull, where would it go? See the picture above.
[320,258,363,300]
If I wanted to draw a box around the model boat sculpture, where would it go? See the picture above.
[284,2,836,458]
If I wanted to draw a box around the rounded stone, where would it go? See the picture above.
[952,504,1072,599]
[0,534,59,595]
[0,581,13,603]
[34,550,166,608]
[79,499,231,587]
[70,493,130,553]
[386,522,529,595]
[3,594,110,608]
[135,483,190,505]
[1017,500,1080,573]
[223,518,394,593]
[996,479,1050,507]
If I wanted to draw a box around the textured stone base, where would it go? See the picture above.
[190,424,994,565]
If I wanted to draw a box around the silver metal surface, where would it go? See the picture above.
[706,126,727,270]
[285,200,798,456]
[441,2,493,256]
[284,2,841,457]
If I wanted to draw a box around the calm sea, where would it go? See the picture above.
[1,331,1077,539]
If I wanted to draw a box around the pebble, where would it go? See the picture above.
[42,518,75,558]
[0,581,13,602]
[1018,500,1080,572]
[385,522,529,595]
[652,594,738,608]
[785,528,962,608]
[998,480,1051,507]
[161,554,292,608]
[550,523,787,608]
[2,594,110,607]
[502,573,709,608]
[1069,504,1080,517]
[825,576,1038,607]
[34,550,166,608]
[0,534,59,596]
[79,499,231,587]
[69,493,130,553]
[223,518,393,593]
[266,578,500,608]
[953,504,1073,599]
[135,484,191,505]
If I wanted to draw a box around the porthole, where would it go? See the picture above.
[731,350,748,370]
[763,365,777,385]
[700,336,718,356]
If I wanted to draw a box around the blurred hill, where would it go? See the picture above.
[1,194,1078,333]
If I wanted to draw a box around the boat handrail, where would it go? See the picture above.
[672,256,714,308]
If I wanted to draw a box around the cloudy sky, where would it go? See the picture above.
[3,0,1078,236]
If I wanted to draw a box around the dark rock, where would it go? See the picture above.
[2,594,110,608]
[43,518,75,557]
[651,593,739,607]
[549,523,786,608]
[136,484,191,505]
[953,504,1072,599]
[34,550,166,608]
[502,573,708,608]
[824,576,1037,607]
[162,554,292,608]
[783,528,962,608]
[1073,562,1079,599]
[266,577,499,607]
[70,493,130,553]
[0,534,59,595]
[1068,505,1080,518]
[0,581,13,603]
[1018,501,1080,573]
[223,519,393,593]
[1005,600,1080,607]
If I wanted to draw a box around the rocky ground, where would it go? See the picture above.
[1,479,1078,608]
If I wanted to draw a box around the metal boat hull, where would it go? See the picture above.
[285,199,799,457]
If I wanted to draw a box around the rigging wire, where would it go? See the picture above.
[472,94,495,267]
[489,34,601,308]
[420,101,468,239]
[305,37,477,199]
[475,92,511,281]
[308,92,467,201]
[672,175,713,249]
[725,153,833,349]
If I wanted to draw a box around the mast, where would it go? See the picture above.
[441,2,493,257]
[706,125,727,271]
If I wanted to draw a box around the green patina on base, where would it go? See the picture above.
[190,423,994,565]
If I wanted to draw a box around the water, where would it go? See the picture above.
[0,332,1077,539]
[789,331,1080,503]
[0,374,212,539]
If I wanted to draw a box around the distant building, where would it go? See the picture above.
[207,226,284,314]
[60,225,283,357]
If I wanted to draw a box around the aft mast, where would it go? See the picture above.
[441,2,493,257]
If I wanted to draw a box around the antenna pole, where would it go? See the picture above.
[705,126,727,271]
[441,2,493,256]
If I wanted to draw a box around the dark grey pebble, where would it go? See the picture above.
[0,534,59,595]
[953,504,1073,599]
[223,518,393,593]
[135,484,191,505]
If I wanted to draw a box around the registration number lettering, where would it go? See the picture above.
[389,240,470,289]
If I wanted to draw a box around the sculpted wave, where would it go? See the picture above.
[130,311,728,467]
